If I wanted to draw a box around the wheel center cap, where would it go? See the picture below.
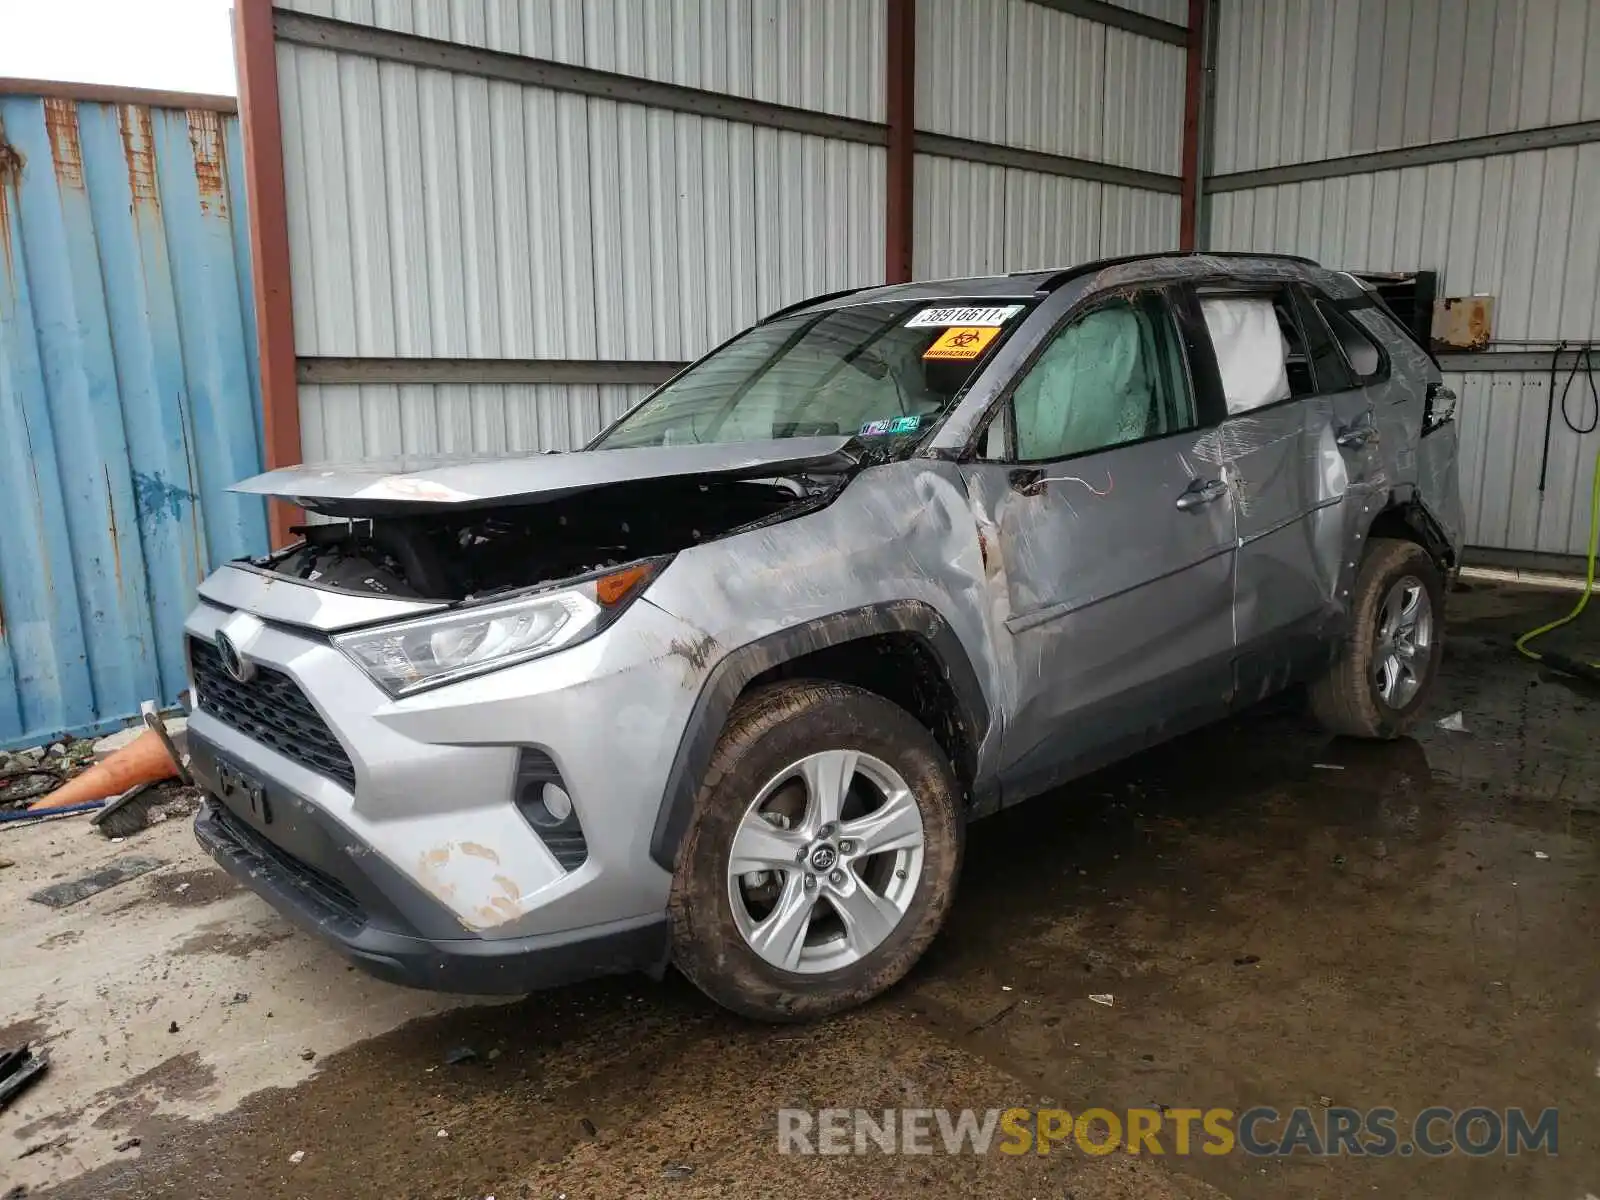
[808,844,838,872]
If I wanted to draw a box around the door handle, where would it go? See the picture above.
[1175,478,1227,511]
[1336,414,1378,449]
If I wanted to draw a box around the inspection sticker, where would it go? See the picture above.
[858,414,924,437]
[905,304,1023,328]
[923,326,1000,360]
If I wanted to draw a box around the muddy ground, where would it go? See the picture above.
[4,581,1596,1199]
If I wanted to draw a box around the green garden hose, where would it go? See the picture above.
[1514,441,1600,683]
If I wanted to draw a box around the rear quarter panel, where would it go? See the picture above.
[1356,308,1466,559]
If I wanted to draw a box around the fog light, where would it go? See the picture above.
[541,782,573,823]
[513,750,588,870]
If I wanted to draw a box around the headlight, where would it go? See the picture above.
[333,561,660,696]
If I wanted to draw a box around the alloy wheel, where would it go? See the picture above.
[1373,574,1433,709]
[726,750,925,975]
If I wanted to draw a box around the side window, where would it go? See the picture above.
[1293,289,1357,392]
[1010,294,1196,462]
[1314,299,1386,381]
[1199,290,1326,414]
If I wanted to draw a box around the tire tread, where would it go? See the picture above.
[1309,537,1443,739]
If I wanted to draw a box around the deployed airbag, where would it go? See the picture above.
[1201,298,1290,415]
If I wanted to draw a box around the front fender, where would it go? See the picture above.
[646,601,990,871]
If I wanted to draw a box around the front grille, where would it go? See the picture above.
[208,802,366,934]
[190,637,357,791]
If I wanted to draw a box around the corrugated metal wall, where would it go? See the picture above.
[913,157,1179,277]
[274,0,889,464]
[0,93,266,750]
[913,0,1184,276]
[1210,150,1600,342]
[298,382,653,462]
[279,0,889,121]
[1452,369,1600,556]
[269,0,1188,465]
[1207,0,1600,558]
[1211,0,1600,175]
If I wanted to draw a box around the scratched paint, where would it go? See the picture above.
[0,91,266,750]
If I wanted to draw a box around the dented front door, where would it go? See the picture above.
[961,438,1236,802]
[958,289,1237,803]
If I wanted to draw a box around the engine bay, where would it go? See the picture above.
[260,475,836,602]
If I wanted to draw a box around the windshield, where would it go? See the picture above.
[593,299,1034,449]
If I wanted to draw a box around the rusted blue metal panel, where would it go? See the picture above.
[0,93,266,749]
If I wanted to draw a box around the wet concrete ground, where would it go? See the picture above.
[19,582,1600,1199]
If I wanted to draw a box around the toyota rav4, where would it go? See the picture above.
[186,252,1462,1020]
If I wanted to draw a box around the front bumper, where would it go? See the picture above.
[182,567,717,988]
[195,798,667,992]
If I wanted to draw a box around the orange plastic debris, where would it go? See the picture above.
[27,728,179,812]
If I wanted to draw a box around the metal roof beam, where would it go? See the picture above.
[1025,0,1188,45]
[1208,120,1600,192]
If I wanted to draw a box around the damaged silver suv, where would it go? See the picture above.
[186,252,1462,1020]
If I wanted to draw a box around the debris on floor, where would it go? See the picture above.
[27,727,180,814]
[443,1045,478,1066]
[113,1137,140,1153]
[0,1043,50,1111]
[2,711,191,822]
[1534,850,1551,860]
[289,1150,305,1164]
[1437,710,1469,732]
[17,1133,69,1159]
[28,856,167,909]
[661,1164,695,1181]
[0,771,62,807]
[1088,993,1114,1007]
[1,740,97,813]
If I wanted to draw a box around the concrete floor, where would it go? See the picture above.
[4,581,1597,1199]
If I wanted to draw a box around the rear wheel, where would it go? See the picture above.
[668,681,963,1021]
[1309,538,1445,739]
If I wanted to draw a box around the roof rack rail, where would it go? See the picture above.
[1186,249,1321,266]
[757,285,870,324]
[1022,248,1322,294]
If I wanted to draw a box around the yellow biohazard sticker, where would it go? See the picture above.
[923,326,1000,361]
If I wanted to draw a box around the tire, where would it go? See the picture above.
[1309,537,1446,739]
[668,680,964,1021]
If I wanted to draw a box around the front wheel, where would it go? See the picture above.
[1309,537,1446,739]
[668,681,963,1021]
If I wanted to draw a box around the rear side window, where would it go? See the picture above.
[1200,287,1370,411]
[1314,300,1386,380]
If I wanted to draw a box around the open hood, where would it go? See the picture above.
[230,437,860,515]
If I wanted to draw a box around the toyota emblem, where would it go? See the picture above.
[214,631,256,683]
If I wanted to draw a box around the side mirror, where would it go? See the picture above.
[1009,468,1046,497]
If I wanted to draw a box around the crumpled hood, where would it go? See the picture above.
[230,437,859,514]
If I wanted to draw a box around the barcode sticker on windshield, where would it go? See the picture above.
[905,304,1024,328]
